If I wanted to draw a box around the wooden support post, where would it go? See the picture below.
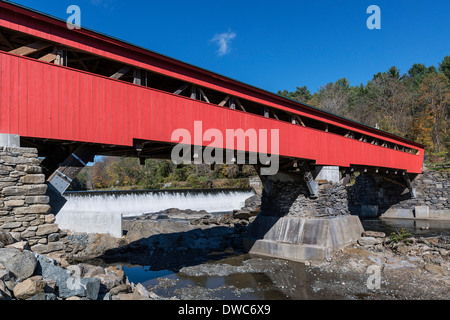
[54,47,67,66]
[230,97,236,110]
[403,173,416,199]
[190,85,197,99]
[133,69,142,85]
[290,115,297,124]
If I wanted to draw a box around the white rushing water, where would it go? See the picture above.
[58,189,255,218]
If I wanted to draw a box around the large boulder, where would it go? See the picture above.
[0,248,37,281]
[34,254,100,300]
[13,276,46,300]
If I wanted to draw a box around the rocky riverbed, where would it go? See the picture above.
[1,191,449,300]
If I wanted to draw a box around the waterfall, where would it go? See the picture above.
[58,188,255,218]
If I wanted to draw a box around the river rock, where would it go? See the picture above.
[94,273,123,291]
[13,276,46,300]
[0,248,37,280]
[115,293,151,300]
[0,231,14,247]
[362,231,386,238]
[357,237,379,246]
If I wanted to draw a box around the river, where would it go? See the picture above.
[113,218,450,300]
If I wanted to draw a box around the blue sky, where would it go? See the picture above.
[7,0,450,94]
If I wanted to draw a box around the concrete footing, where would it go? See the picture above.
[0,133,20,147]
[380,206,450,221]
[244,215,364,262]
[55,209,123,238]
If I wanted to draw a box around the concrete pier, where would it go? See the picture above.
[244,172,364,262]
[244,215,363,262]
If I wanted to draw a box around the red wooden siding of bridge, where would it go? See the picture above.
[0,51,424,173]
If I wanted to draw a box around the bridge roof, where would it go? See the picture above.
[0,0,424,151]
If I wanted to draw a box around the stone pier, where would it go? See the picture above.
[347,170,450,221]
[244,171,364,262]
[0,146,65,255]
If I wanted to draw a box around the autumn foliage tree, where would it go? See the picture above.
[413,73,450,161]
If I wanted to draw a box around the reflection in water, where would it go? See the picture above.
[361,218,450,237]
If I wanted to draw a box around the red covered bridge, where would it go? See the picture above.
[0,1,424,194]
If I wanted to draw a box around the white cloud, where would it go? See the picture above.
[211,31,236,56]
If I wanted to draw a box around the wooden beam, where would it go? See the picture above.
[271,110,279,120]
[9,41,52,56]
[38,50,58,63]
[0,31,14,50]
[219,95,231,107]
[235,98,246,112]
[72,51,90,71]
[173,83,190,95]
[110,66,131,79]
[295,115,306,127]
[198,87,210,103]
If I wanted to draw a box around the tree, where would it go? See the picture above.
[439,55,450,80]
[406,63,438,89]
[315,78,351,116]
[365,72,413,137]
[277,85,312,104]
[413,73,450,159]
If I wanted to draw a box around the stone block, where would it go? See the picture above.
[414,206,429,220]
[2,185,47,196]
[13,205,51,215]
[36,224,59,236]
[20,174,45,184]
[1,221,22,229]
[4,200,25,207]
[25,196,50,204]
